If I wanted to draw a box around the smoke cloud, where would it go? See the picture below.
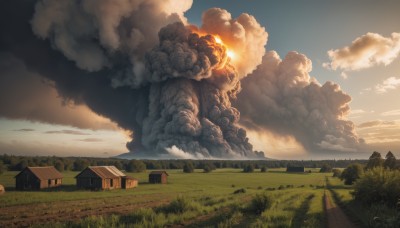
[236,51,364,154]
[0,0,363,158]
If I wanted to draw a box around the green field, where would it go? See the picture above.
[0,169,331,227]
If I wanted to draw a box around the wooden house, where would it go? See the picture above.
[15,166,63,190]
[75,166,137,190]
[286,166,305,173]
[149,171,169,184]
[121,176,138,189]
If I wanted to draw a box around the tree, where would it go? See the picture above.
[0,161,5,175]
[319,163,332,173]
[243,164,254,173]
[183,162,194,173]
[126,160,146,172]
[332,169,342,178]
[384,151,397,170]
[54,161,64,172]
[366,151,383,170]
[341,163,364,185]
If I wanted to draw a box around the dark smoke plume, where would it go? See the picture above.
[0,0,363,158]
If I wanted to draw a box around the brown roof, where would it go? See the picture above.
[16,167,63,180]
[78,166,126,179]
[149,171,169,176]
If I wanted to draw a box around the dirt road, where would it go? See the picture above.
[324,190,356,228]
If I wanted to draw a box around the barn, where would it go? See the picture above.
[15,166,63,190]
[286,166,305,173]
[76,166,137,190]
[149,171,169,184]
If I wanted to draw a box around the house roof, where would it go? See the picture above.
[16,166,63,180]
[149,171,169,176]
[77,166,126,179]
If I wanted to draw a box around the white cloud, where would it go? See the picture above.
[375,77,400,94]
[324,32,400,73]
[381,109,400,116]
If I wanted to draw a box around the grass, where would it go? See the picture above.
[0,168,330,227]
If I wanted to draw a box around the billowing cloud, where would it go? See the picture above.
[0,52,119,131]
[375,77,400,94]
[236,51,364,154]
[324,32,400,72]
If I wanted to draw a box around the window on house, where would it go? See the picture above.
[48,179,51,185]
[110,179,113,187]
[55,179,58,185]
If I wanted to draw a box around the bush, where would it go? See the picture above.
[183,162,194,173]
[233,188,246,194]
[319,163,332,173]
[278,185,285,190]
[243,164,254,173]
[353,167,400,207]
[161,196,200,214]
[332,168,342,178]
[340,163,364,185]
[260,166,267,172]
[248,193,273,215]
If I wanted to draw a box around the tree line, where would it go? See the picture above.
[0,154,374,174]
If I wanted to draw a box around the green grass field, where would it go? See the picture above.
[0,169,331,227]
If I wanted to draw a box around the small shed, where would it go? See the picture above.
[0,184,4,195]
[149,171,168,184]
[121,176,138,189]
[75,166,124,190]
[286,166,305,173]
[15,166,63,190]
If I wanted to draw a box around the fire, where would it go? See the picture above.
[227,50,235,59]
[213,35,235,60]
[215,36,222,44]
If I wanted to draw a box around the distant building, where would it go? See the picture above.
[75,166,137,190]
[149,171,169,184]
[286,166,305,173]
[15,166,63,190]
[0,184,5,194]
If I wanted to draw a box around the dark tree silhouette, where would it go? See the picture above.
[384,151,397,170]
[366,151,383,170]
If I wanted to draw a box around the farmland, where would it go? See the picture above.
[0,168,334,227]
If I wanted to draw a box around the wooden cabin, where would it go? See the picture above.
[286,166,305,173]
[149,171,169,184]
[121,176,138,189]
[15,166,63,190]
[75,166,137,190]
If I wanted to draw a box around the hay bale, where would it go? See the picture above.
[0,184,5,195]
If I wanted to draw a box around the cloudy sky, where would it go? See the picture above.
[0,0,399,159]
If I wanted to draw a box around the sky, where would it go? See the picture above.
[0,0,399,159]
